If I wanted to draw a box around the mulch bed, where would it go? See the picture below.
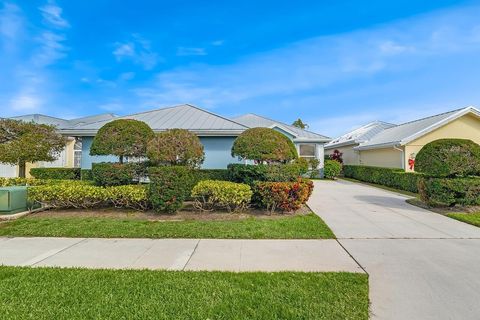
[28,203,311,222]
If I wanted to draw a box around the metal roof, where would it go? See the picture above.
[356,106,480,150]
[232,113,331,142]
[8,113,116,129]
[60,104,248,136]
[325,121,396,149]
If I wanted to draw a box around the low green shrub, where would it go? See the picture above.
[191,180,252,212]
[324,160,342,179]
[28,183,108,209]
[81,169,93,181]
[0,178,81,187]
[29,168,81,180]
[105,185,150,210]
[227,163,304,186]
[415,139,480,178]
[254,179,314,213]
[28,183,149,210]
[192,169,230,186]
[343,165,420,193]
[148,166,194,213]
[418,177,480,207]
[92,162,147,186]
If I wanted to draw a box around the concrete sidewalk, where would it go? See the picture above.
[0,237,363,272]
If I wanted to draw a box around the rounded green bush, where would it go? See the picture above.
[191,180,252,212]
[231,128,298,163]
[147,129,204,168]
[90,119,154,162]
[415,139,480,177]
[324,160,342,179]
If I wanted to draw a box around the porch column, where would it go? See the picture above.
[316,143,325,178]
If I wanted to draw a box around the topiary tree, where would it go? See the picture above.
[415,139,480,177]
[147,129,205,168]
[0,119,66,178]
[90,119,154,163]
[231,127,298,163]
[292,118,308,129]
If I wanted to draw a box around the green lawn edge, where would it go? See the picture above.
[447,213,480,227]
[0,212,335,239]
[0,266,368,320]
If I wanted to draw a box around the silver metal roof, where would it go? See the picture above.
[9,113,116,129]
[232,113,330,142]
[356,106,480,150]
[61,104,248,136]
[325,121,396,149]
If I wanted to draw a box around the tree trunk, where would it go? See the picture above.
[18,161,26,178]
[119,155,124,164]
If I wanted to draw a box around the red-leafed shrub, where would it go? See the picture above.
[254,179,313,213]
[329,149,343,164]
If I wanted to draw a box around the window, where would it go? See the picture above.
[74,138,82,168]
[299,144,316,158]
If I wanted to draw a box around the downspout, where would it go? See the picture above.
[393,145,405,170]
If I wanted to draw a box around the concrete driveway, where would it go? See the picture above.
[308,180,480,320]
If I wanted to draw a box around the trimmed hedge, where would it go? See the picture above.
[227,163,304,186]
[28,182,149,210]
[254,179,314,213]
[80,169,93,181]
[343,165,420,193]
[148,166,194,213]
[415,139,480,178]
[0,178,82,187]
[29,168,81,180]
[92,162,147,186]
[324,160,342,180]
[418,177,480,207]
[191,180,252,212]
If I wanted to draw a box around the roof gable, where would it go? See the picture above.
[356,106,480,150]
[326,121,396,149]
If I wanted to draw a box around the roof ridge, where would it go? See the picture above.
[391,107,466,128]
[183,104,249,129]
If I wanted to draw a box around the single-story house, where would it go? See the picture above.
[1,104,330,177]
[325,106,480,172]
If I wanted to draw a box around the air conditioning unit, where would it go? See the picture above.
[0,186,28,214]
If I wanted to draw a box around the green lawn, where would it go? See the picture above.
[0,267,368,320]
[447,212,480,227]
[0,213,334,239]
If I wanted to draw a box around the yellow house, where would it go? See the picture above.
[0,113,115,178]
[326,106,480,172]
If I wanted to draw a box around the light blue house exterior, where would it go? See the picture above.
[80,135,242,169]
[8,104,330,173]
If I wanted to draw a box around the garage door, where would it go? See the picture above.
[0,164,17,177]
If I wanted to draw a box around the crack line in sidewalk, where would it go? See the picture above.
[335,239,368,275]
[182,239,200,271]
[30,238,88,266]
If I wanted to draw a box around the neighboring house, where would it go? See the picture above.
[325,121,396,165]
[1,104,330,176]
[325,106,480,172]
[0,113,116,177]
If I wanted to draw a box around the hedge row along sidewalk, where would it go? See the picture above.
[0,267,369,320]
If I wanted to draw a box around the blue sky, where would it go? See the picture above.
[1,0,480,137]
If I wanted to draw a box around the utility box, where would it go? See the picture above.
[0,186,28,214]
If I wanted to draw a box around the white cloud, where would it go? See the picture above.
[113,35,160,70]
[0,2,22,39]
[211,40,224,46]
[32,31,68,66]
[177,47,207,56]
[9,93,43,112]
[133,4,480,115]
[39,2,70,29]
